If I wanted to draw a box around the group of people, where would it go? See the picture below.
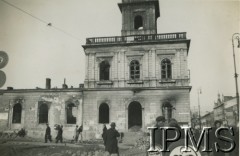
[44,118,238,156]
[44,123,83,144]
[44,123,63,143]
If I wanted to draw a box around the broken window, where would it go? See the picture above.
[66,103,77,124]
[39,104,48,124]
[12,103,22,123]
[130,60,140,80]
[100,60,110,81]
[99,103,109,123]
[134,15,143,30]
[161,58,172,79]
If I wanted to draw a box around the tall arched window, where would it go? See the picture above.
[39,104,48,123]
[130,60,140,80]
[134,15,143,30]
[161,58,172,79]
[12,103,22,123]
[100,60,110,81]
[99,103,109,123]
[66,103,77,124]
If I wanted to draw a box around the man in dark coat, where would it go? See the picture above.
[45,123,52,143]
[56,125,63,143]
[154,116,166,148]
[105,122,120,155]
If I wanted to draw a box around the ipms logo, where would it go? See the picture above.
[147,127,236,156]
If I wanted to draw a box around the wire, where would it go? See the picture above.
[1,0,82,41]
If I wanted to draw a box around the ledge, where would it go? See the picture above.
[159,79,176,83]
[127,80,143,84]
[96,81,113,85]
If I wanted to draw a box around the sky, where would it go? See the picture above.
[0,0,239,115]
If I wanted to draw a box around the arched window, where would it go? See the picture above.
[66,103,77,124]
[130,60,140,80]
[39,104,48,123]
[12,103,22,123]
[134,15,143,30]
[100,60,110,81]
[161,58,172,79]
[99,103,109,123]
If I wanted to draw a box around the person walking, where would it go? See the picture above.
[56,125,63,143]
[74,125,79,143]
[77,125,83,142]
[102,124,107,150]
[45,123,52,143]
[105,122,120,155]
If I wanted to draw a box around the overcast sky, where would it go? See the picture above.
[0,0,239,114]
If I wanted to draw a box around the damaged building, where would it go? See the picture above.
[0,0,191,140]
[0,80,83,139]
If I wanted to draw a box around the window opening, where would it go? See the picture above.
[100,61,110,81]
[12,103,22,123]
[99,103,109,123]
[161,58,172,79]
[134,15,143,30]
[130,60,140,80]
[39,104,48,123]
[67,103,77,124]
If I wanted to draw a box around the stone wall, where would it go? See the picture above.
[82,88,190,139]
[0,89,83,140]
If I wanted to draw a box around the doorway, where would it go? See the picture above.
[128,101,142,129]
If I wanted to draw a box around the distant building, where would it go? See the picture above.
[213,94,238,126]
[190,110,200,129]
[201,111,214,127]
[224,96,238,126]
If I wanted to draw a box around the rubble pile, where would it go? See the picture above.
[131,136,150,150]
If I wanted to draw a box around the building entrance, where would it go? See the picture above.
[128,101,142,129]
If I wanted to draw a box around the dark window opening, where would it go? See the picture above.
[134,15,143,30]
[12,103,22,123]
[67,103,77,124]
[161,58,172,79]
[39,104,48,124]
[162,101,173,121]
[100,61,110,81]
[99,103,109,123]
[128,101,142,129]
[130,60,140,80]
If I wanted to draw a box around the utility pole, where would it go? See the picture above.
[198,89,202,129]
[232,33,240,120]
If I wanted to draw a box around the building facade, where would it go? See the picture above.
[0,0,192,140]
[213,94,238,126]
[0,83,83,139]
[82,0,191,139]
